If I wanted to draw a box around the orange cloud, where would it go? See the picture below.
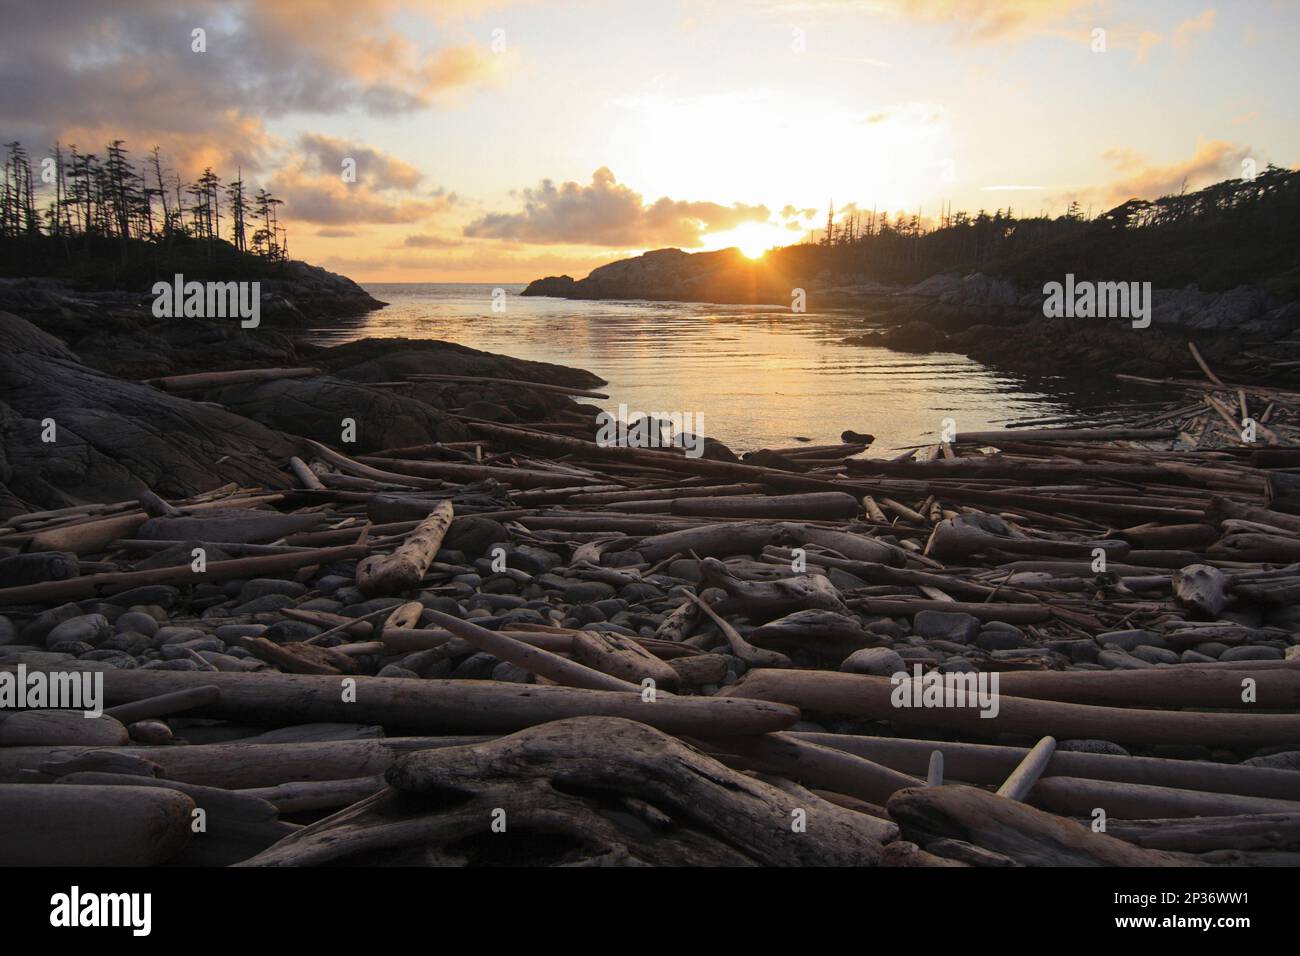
[464,167,772,247]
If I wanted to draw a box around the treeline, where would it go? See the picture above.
[779,164,1300,295]
[0,139,288,260]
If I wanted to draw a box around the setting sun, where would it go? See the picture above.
[705,222,786,259]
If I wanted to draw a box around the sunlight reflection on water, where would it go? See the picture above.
[308,283,1158,452]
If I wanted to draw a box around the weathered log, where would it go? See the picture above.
[927,751,944,787]
[238,776,388,814]
[0,710,128,747]
[0,737,489,789]
[702,557,848,620]
[381,626,571,654]
[55,667,799,737]
[636,521,787,562]
[25,493,287,554]
[684,590,792,668]
[672,492,860,520]
[1103,814,1300,853]
[790,738,1300,806]
[424,609,640,691]
[571,629,681,691]
[566,483,764,505]
[668,653,730,687]
[355,501,454,596]
[992,666,1300,710]
[1172,563,1229,615]
[0,783,195,866]
[702,732,920,806]
[1028,776,1300,819]
[466,420,874,494]
[137,508,326,544]
[239,636,358,675]
[360,455,597,489]
[723,669,1300,747]
[886,784,1189,866]
[953,427,1178,444]
[996,736,1056,801]
[0,543,369,605]
[103,684,221,724]
[750,609,880,661]
[242,718,891,866]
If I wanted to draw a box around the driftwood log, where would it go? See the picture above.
[356,501,455,596]
[886,784,1191,867]
[723,669,1300,747]
[0,784,194,866]
[24,667,798,737]
[242,718,894,866]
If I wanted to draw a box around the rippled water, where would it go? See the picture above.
[308,283,1162,453]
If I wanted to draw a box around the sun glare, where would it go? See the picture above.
[705,222,785,260]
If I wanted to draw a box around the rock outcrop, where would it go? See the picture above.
[524,248,783,303]
[0,311,305,517]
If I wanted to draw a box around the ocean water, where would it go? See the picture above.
[307,283,1160,453]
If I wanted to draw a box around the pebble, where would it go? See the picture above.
[238,579,309,603]
[912,610,980,643]
[840,646,906,676]
[44,614,112,649]
[115,611,159,637]
[563,581,617,604]
[1131,644,1179,665]
[1095,629,1163,652]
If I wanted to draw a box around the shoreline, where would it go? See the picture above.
[2,301,1300,864]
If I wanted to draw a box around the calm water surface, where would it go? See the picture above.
[308,283,1160,453]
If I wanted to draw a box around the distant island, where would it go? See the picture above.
[524,167,1300,376]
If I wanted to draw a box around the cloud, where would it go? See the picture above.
[317,228,359,238]
[271,163,437,225]
[1052,140,1251,211]
[0,0,502,175]
[404,233,464,248]
[463,168,773,247]
[299,134,424,191]
[870,0,1099,42]
[1173,8,1216,48]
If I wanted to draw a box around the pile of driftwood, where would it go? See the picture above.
[1,352,1299,866]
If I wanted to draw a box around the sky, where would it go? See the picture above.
[2,0,1298,282]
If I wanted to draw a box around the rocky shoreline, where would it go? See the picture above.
[2,283,1300,865]
[525,251,1300,379]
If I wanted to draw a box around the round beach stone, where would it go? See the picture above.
[976,625,1026,651]
[840,647,906,676]
[114,611,159,638]
[563,581,617,604]
[1095,629,1163,652]
[44,614,112,649]
[1131,644,1179,665]
[912,610,979,643]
